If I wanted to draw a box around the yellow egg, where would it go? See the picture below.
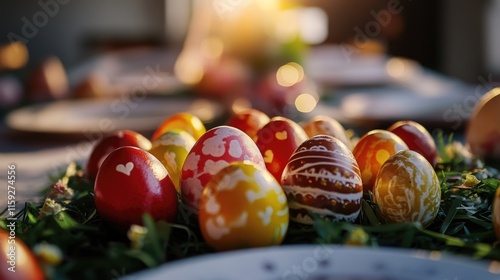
[199,161,289,251]
[466,88,500,158]
[152,112,206,141]
[373,150,441,227]
[149,130,196,193]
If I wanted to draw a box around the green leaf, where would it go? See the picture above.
[440,198,462,234]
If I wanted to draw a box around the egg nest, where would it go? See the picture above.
[1,131,500,280]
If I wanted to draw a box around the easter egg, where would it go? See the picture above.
[373,150,441,227]
[94,146,178,230]
[226,108,270,140]
[152,112,206,141]
[353,130,408,193]
[149,130,196,193]
[281,135,363,224]
[86,130,152,180]
[199,161,289,251]
[302,115,352,150]
[181,126,265,213]
[466,88,500,159]
[255,117,308,182]
[0,229,45,280]
[388,120,438,166]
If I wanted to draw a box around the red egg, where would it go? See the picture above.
[282,135,363,224]
[255,117,308,182]
[94,146,177,230]
[388,120,438,166]
[302,115,352,150]
[181,126,265,213]
[226,109,270,140]
[86,130,152,180]
[353,130,408,193]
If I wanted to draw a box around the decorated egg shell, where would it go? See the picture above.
[373,150,441,226]
[353,130,408,193]
[86,130,152,180]
[302,115,352,150]
[281,135,363,224]
[225,108,270,140]
[388,120,438,166]
[152,112,206,141]
[373,150,441,227]
[94,146,178,231]
[181,126,265,213]
[149,129,196,193]
[199,161,289,251]
[466,88,500,159]
[255,116,308,182]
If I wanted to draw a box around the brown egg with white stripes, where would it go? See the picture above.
[281,135,363,224]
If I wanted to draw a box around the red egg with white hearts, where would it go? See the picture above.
[302,115,352,150]
[86,130,152,180]
[226,108,270,140]
[94,146,178,230]
[388,120,438,166]
[255,116,308,182]
[181,126,265,213]
[281,135,363,224]
[353,130,408,193]
[373,150,441,227]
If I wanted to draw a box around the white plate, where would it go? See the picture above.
[126,245,499,280]
[6,97,223,135]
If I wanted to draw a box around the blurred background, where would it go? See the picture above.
[0,0,498,130]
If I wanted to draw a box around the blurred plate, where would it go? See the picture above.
[126,245,499,280]
[68,47,185,96]
[6,97,223,135]
[310,72,480,128]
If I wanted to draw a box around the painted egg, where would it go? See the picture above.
[373,150,441,227]
[388,120,438,166]
[466,88,500,158]
[353,130,408,193]
[225,108,270,140]
[152,112,206,141]
[199,161,289,251]
[149,130,196,193]
[181,126,265,213]
[494,187,500,240]
[94,146,178,230]
[302,115,352,150]
[86,130,152,180]
[281,135,363,224]
[255,116,308,182]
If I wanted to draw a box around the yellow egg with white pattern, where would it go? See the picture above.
[149,130,196,193]
[373,150,441,227]
[199,161,289,251]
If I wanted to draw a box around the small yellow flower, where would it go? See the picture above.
[33,243,63,265]
[464,174,480,187]
[38,198,65,219]
[344,228,369,246]
[127,225,148,249]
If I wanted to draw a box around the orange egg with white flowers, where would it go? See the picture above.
[353,130,408,193]
[373,150,441,227]
[199,161,289,251]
